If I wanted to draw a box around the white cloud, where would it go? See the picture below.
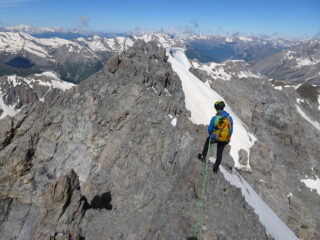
[76,15,90,30]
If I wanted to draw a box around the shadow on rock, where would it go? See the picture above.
[89,192,112,210]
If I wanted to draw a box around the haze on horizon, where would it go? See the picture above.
[0,0,319,39]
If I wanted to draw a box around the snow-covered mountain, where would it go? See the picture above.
[2,25,61,34]
[0,24,128,39]
[252,39,320,85]
[0,31,135,83]
[0,72,74,119]
[184,34,302,63]
[0,30,311,85]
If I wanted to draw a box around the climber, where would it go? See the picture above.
[198,100,233,173]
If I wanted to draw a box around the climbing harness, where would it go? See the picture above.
[194,140,212,240]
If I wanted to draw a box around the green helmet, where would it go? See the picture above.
[214,100,225,111]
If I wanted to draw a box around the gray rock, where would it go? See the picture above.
[0,41,271,239]
[238,149,248,166]
[33,169,86,240]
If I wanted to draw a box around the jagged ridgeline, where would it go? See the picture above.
[0,41,274,239]
[0,32,122,84]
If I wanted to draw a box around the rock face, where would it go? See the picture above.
[34,169,87,240]
[0,41,272,239]
[191,61,320,239]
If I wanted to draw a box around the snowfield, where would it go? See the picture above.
[296,104,320,131]
[220,166,298,240]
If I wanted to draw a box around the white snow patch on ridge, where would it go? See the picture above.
[35,71,59,79]
[8,75,19,87]
[274,86,283,91]
[220,166,298,240]
[237,71,260,79]
[296,105,320,131]
[192,61,232,81]
[0,92,20,119]
[301,177,320,196]
[167,47,256,170]
[192,60,261,81]
[296,58,320,67]
[7,72,75,92]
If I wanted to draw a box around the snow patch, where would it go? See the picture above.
[238,36,253,42]
[164,88,171,96]
[171,118,177,127]
[221,167,298,240]
[167,47,256,170]
[35,71,59,79]
[33,72,74,91]
[296,105,320,131]
[0,92,20,119]
[296,98,304,104]
[294,84,302,90]
[301,177,320,196]
[238,71,261,79]
[193,61,232,81]
[8,75,19,87]
[296,58,320,67]
[225,37,233,42]
[193,60,261,81]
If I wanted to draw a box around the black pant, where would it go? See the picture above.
[201,137,228,171]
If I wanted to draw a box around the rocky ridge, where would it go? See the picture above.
[0,41,274,239]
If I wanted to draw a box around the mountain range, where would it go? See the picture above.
[0,30,319,240]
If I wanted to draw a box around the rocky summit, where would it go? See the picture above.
[0,39,319,240]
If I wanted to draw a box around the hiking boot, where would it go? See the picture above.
[198,153,205,162]
[213,167,219,174]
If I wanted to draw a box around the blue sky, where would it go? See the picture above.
[0,0,319,38]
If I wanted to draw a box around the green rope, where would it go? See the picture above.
[194,139,212,240]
